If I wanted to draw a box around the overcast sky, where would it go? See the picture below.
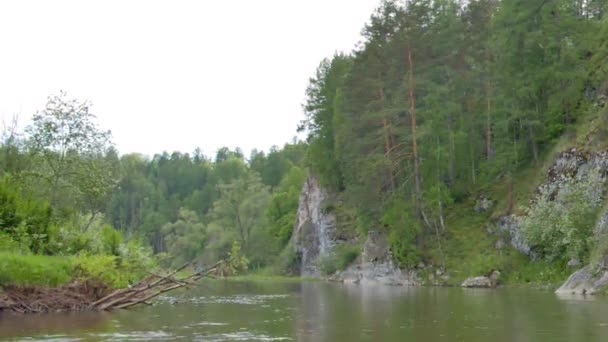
[0,0,379,158]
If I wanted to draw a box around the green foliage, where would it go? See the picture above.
[300,55,352,190]
[0,252,153,288]
[334,244,359,270]
[73,254,124,287]
[381,198,421,267]
[116,238,155,281]
[0,92,318,286]
[317,253,338,276]
[101,224,124,256]
[227,241,249,275]
[0,232,26,253]
[210,171,272,264]
[4,0,607,287]
[520,169,605,262]
[0,176,52,253]
[317,244,360,276]
[274,247,301,275]
[161,208,206,267]
[266,166,306,248]
[25,91,117,215]
[0,253,74,287]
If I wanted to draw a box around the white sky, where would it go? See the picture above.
[0,0,379,158]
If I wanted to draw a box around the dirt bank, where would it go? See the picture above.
[0,281,110,314]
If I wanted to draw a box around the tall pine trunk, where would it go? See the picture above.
[380,88,396,192]
[407,45,422,214]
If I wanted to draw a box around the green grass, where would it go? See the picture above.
[0,252,148,288]
[0,253,74,287]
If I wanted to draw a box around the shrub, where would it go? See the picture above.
[117,238,155,281]
[0,253,74,287]
[0,232,22,253]
[317,253,338,276]
[275,247,301,275]
[520,168,604,263]
[73,254,123,287]
[0,177,52,253]
[317,244,360,276]
[227,241,249,275]
[334,244,359,270]
[381,198,421,267]
[101,224,124,256]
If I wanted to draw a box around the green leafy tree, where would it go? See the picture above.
[211,171,271,251]
[161,208,207,266]
[266,166,306,248]
[25,91,116,221]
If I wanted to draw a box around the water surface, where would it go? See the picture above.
[1,280,608,341]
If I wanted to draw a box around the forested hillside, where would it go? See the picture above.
[299,0,608,272]
[2,0,608,289]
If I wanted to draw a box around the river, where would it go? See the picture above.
[1,280,608,341]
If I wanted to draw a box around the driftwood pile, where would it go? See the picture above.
[0,261,221,314]
[89,261,222,311]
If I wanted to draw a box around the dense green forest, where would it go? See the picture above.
[2,0,608,288]
[300,0,608,270]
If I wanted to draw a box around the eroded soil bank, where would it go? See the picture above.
[0,281,110,314]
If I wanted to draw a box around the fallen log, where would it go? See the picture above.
[90,260,223,311]
[0,260,224,314]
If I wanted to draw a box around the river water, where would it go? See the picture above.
[1,280,608,341]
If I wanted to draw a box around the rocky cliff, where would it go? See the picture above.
[338,231,418,286]
[290,174,417,284]
[494,149,608,259]
[489,148,608,294]
[290,174,337,277]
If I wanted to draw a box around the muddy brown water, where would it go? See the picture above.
[1,280,608,341]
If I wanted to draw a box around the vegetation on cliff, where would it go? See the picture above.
[299,0,608,283]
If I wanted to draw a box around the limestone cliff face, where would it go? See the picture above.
[290,174,337,277]
[290,174,417,285]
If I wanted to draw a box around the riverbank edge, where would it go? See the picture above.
[0,273,578,315]
[0,280,112,314]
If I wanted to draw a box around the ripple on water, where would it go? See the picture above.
[188,321,230,327]
[89,330,177,341]
[193,331,292,341]
[156,294,289,306]
[188,294,290,305]
[17,336,83,342]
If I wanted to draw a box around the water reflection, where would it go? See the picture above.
[0,311,111,339]
[2,281,608,341]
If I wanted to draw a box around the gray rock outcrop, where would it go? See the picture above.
[290,175,337,277]
[496,215,532,256]
[290,174,417,285]
[461,270,500,288]
[555,265,608,295]
[338,231,418,286]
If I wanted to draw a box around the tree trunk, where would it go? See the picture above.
[447,114,455,186]
[407,45,422,214]
[485,80,493,160]
[380,88,396,192]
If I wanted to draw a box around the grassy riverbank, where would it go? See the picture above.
[0,252,149,289]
